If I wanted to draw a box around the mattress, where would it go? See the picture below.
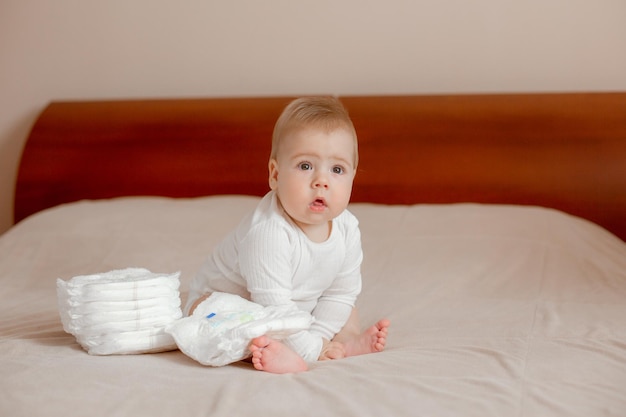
[1,195,625,416]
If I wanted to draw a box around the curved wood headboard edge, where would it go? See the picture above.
[14,92,626,241]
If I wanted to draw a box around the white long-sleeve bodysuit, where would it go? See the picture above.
[185,191,363,362]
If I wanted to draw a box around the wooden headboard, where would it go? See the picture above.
[14,92,626,241]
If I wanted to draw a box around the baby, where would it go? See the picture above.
[185,96,389,373]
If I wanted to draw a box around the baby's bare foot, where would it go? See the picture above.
[249,336,308,374]
[344,319,390,357]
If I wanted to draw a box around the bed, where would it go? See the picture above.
[2,92,625,416]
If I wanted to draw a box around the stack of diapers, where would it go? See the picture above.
[57,268,182,355]
[166,292,313,366]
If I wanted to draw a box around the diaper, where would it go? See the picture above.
[57,268,182,355]
[165,292,313,367]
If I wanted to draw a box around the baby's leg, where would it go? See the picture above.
[331,308,390,358]
[318,339,346,360]
[342,318,389,357]
[249,336,308,374]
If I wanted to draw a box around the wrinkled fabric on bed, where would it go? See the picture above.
[1,196,625,417]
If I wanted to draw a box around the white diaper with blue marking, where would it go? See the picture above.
[165,292,312,366]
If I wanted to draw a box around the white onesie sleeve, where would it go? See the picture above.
[239,220,300,308]
[309,215,362,341]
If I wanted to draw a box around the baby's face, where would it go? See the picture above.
[269,127,356,239]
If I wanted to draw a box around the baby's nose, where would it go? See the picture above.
[313,175,329,188]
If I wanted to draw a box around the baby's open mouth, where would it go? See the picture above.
[311,198,326,208]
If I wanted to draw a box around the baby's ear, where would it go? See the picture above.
[268,159,279,190]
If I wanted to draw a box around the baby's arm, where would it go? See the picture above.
[311,218,364,357]
[308,256,362,342]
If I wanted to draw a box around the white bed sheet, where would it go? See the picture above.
[1,196,625,417]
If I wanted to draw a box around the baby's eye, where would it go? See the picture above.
[298,162,312,171]
[332,166,344,175]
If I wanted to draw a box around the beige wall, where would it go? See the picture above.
[1,0,625,234]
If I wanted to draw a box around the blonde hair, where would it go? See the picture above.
[270,96,358,168]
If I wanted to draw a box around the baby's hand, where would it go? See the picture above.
[319,340,346,360]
